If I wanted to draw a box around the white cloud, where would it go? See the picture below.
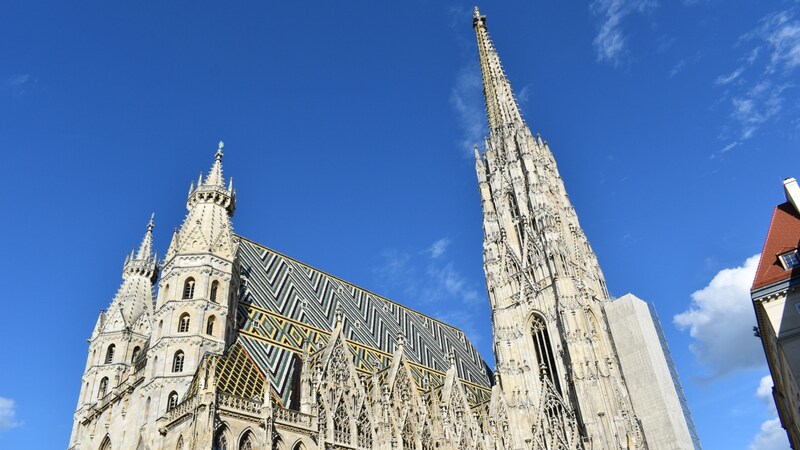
[673,254,764,378]
[429,238,450,259]
[0,396,20,431]
[749,418,790,450]
[714,7,800,153]
[450,64,486,156]
[590,0,658,65]
[373,238,485,345]
[749,375,790,450]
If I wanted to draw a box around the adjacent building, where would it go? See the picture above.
[751,177,800,448]
[605,294,702,450]
[69,7,699,450]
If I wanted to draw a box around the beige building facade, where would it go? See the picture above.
[751,177,800,448]
[69,8,699,450]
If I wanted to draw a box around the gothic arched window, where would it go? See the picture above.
[105,344,115,364]
[182,278,195,299]
[145,397,151,422]
[402,418,415,450]
[531,314,561,393]
[213,428,228,450]
[131,346,141,363]
[167,391,179,411]
[239,430,255,450]
[206,316,216,336]
[98,377,109,399]
[333,400,351,444]
[357,406,373,448]
[210,280,219,302]
[176,435,184,450]
[172,350,185,373]
[98,436,111,450]
[318,401,328,441]
[178,313,190,333]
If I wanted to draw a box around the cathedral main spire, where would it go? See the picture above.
[473,6,524,134]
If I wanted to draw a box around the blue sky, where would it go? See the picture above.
[1,1,799,448]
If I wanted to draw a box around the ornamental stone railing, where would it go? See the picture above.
[166,396,197,423]
[274,405,314,428]
[216,392,263,416]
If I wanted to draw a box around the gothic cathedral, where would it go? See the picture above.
[70,8,694,450]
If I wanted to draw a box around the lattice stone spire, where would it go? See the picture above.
[473,6,524,134]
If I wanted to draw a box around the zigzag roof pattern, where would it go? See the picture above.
[234,236,493,406]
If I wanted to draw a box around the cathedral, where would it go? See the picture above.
[69,8,699,450]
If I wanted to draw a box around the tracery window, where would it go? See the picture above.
[173,350,185,373]
[357,406,373,448]
[213,427,228,450]
[206,316,216,336]
[98,377,108,399]
[531,314,561,393]
[421,427,433,450]
[99,436,111,450]
[176,435,184,450]
[178,313,191,333]
[182,278,195,299]
[239,430,255,450]
[402,418,415,450]
[167,391,179,411]
[318,401,328,441]
[333,400,351,444]
[105,344,115,364]
[210,280,219,302]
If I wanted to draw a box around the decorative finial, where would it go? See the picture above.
[215,141,224,160]
[147,213,155,230]
[334,303,343,327]
[448,349,456,368]
[396,331,406,351]
[474,6,480,18]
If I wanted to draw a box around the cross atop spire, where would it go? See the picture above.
[473,7,524,134]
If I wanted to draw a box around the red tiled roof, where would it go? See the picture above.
[752,202,800,291]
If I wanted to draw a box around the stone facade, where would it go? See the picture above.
[69,7,699,450]
[751,177,800,448]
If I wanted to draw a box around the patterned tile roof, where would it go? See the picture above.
[234,236,493,405]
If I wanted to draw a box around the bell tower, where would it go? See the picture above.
[473,8,643,449]
[148,141,240,415]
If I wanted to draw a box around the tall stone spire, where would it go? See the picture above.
[102,216,159,330]
[166,142,237,261]
[474,8,642,450]
[473,7,523,135]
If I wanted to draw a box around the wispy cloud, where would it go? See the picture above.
[6,74,34,97]
[428,238,450,259]
[0,396,21,431]
[714,7,800,156]
[748,375,791,450]
[450,63,486,156]
[373,237,485,346]
[590,0,658,66]
[673,254,765,379]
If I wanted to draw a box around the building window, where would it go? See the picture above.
[167,391,179,411]
[182,278,195,299]
[99,436,111,450]
[239,431,255,450]
[531,314,562,394]
[333,400,351,444]
[780,250,800,270]
[178,313,190,333]
[210,280,219,302]
[105,344,115,364]
[131,346,141,363]
[98,377,108,399]
[357,406,373,448]
[213,428,228,450]
[173,350,185,373]
[206,316,216,336]
[402,418,415,450]
[176,435,184,450]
